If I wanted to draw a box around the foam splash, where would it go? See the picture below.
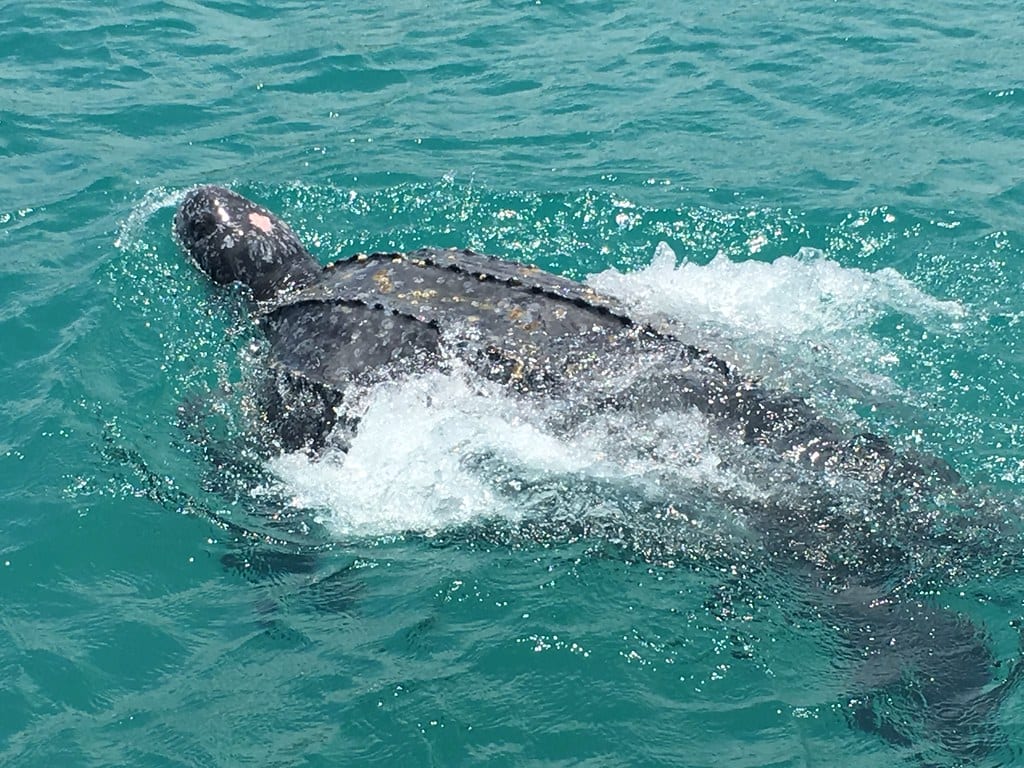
[589,242,964,337]
[266,368,747,539]
[588,242,966,398]
[268,372,582,537]
[113,186,186,253]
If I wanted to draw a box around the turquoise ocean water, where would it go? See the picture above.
[4,1,1024,765]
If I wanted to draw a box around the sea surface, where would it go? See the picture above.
[4,1,1024,766]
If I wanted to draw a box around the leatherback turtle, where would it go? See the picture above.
[173,185,1020,756]
[174,185,913,473]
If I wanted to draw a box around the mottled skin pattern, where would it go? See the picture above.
[174,185,1019,757]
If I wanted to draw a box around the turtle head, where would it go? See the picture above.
[174,185,321,301]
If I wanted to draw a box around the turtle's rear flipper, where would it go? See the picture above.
[833,583,1022,759]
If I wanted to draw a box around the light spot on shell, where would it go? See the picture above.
[248,212,274,233]
[406,289,439,300]
[373,268,394,293]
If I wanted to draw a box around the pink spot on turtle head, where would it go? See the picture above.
[248,212,274,234]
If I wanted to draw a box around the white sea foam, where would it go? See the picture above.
[588,242,964,337]
[267,367,749,539]
[588,242,965,397]
[269,371,581,537]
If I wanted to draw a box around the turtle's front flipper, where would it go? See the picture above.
[255,298,444,453]
[253,365,348,454]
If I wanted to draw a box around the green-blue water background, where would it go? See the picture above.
[4,1,1024,765]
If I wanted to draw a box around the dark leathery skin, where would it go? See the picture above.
[265,246,644,376]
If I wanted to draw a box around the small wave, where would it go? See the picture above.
[113,186,186,254]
